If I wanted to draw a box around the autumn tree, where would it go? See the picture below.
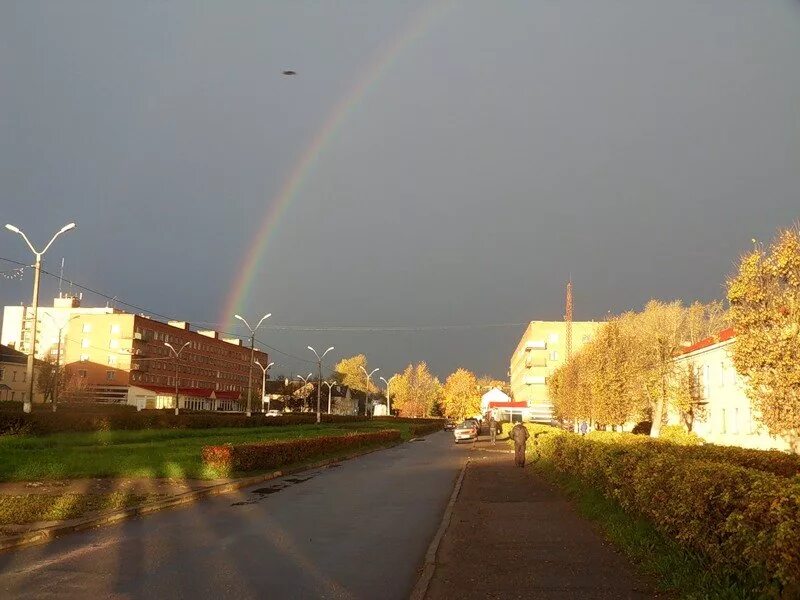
[392,362,443,418]
[332,354,378,393]
[728,226,800,449]
[442,368,481,421]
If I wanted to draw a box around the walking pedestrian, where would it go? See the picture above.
[489,414,497,444]
[509,422,529,467]
[580,421,588,436]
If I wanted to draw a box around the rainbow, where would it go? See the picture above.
[220,0,452,328]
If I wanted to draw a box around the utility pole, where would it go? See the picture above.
[322,381,334,413]
[307,346,334,424]
[380,375,397,416]
[234,313,271,417]
[255,360,275,412]
[4,222,76,413]
[46,314,78,412]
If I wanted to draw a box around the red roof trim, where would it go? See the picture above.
[489,401,527,408]
[678,327,736,355]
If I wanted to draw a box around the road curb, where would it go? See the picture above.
[408,457,469,600]
[0,440,402,553]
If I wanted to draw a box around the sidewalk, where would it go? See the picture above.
[425,449,657,599]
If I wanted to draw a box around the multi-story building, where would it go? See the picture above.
[670,329,791,452]
[510,320,601,422]
[0,343,36,403]
[1,296,268,411]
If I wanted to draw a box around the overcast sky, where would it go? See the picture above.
[2,1,799,380]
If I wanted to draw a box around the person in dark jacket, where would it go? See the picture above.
[510,422,530,467]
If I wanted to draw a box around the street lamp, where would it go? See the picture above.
[308,346,334,424]
[234,313,271,417]
[4,222,76,413]
[255,360,275,412]
[322,381,334,414]
[45,314,79,412]
[297,372,313,413]
[380,374,397,417]
[359,366,379,417]
[164,341,190,415]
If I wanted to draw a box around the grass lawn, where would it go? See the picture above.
[0,421,416,482]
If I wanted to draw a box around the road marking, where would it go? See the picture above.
[408,457,469,600]
[8,538,117,576]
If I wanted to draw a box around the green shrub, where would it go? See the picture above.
[409,422,443,437]
[659,425,702,446]
[539,434,800,597]
[202,429,401,474]
[0,410,369,436]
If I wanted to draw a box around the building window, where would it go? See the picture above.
[720,363,726,386]
[78,369,87,378]
[548,333,559,344]
[110,323,121,335]
[108,355,117,366]
[82,323,92,333]
[549,350,559,362]
[109,339,120,349]
[0,368,4,381]
[721,408,727,434]
[106,371,115,381]
[732,407,739,434]
[80,354,90,362]
[702,365,710,399]
[82,339,90,348]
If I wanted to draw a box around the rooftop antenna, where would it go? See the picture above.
[58,258,65,296]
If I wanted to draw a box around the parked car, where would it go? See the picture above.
[265,409,282,417]
[444,420,456,431]
[453,420,478,443]
[464,418,481,435]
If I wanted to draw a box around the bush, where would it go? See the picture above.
[658,425,702,446]
[0,410,369,436]
[202,429,401,474]
[631,421,652,435]
[409,422,443,437]
[539,434,800,596]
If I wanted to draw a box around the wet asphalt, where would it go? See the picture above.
[0,431,465,600]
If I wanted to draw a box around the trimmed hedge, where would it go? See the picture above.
[585,430,800,478]
[539,434,800,597]
[202,429,401,474]
[0,410,368,436]
[409,422,444,437]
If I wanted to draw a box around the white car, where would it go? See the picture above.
[265,409,283,417]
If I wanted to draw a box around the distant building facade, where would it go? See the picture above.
[0,343,36,403]
[1,296,267,411]
[670,329,792,452]
[510,320,601,422]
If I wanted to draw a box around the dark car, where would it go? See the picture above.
[444,420,456,431]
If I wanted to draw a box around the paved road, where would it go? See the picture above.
[0,431,465,600]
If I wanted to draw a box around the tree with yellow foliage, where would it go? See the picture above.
[728,226,800,450]
[442,368,481,421]
[332,354,378,393]
[391,362,443,418]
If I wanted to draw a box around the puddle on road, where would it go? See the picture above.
[230,473,317,506]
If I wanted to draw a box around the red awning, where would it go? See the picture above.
[488,401,527,409]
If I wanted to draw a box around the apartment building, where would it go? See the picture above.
[0,343,35,403]
[510,320,601,422]
[1,297,268,411]
[670,329,791,452]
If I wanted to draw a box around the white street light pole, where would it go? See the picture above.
[234,313,271,417]
[322,381,334,414]
[164,341,191,415]
[45,314,79,412]
[308,346,334,424]
[297,372,313,413]
[359,366,379,417]
[4,222,76,413]
[380,375,397,417]
[255,360,275,412]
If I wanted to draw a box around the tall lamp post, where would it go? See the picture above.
[308,346,334,424]
[297,373,313,413]
[255,360,275,412]
[360,366,379,417]
[234,313,271,417]
[4,222,76,413]
[165,341,190,415]
[380,374,397,417]
[322,381,334,414]
[45,314,79,412]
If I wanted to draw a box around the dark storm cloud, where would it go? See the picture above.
[2,1,799,379]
